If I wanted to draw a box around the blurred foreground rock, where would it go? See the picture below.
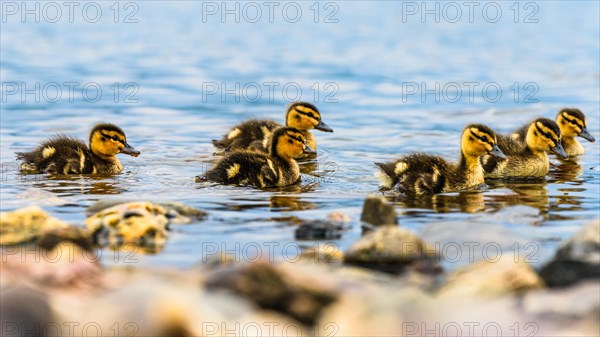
[360,195,397,226]
[0,206,70,245]
[1,205,598,336]
[295,220,347,240]
[1,240,101,292]
[345,225,440,273]
[539,219,600,286]
[87,200,207,224]
[205,261,338,325]
[299,243,344,264]
[295,211,351,240]
[438,255,544,298]
[0,286,54,337]
[85,202,170,253]
[1,252,598,337]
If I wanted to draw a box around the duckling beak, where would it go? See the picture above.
[489,144,507,160]
[121,143,141,157]
[315,120,333,132]
[551,141,568,159]
[303,145,317,155]
[579,127,596,142]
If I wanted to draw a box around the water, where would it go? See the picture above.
[1,1,599,270]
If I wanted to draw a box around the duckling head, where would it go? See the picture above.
[526,118,567,158]
[285,102,333,132]
[89,123,140,159]
[461,124,506,159]
[556,108,595,142]
[270,127,316,159]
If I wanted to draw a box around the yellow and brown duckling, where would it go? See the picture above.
[511,108,595,157]
[482,118,567,178]
[198,127,315,188]
[211,102,333,156]
[16,123,140,175]
[376,124,506,196]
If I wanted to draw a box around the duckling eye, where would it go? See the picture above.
[111,136,118,141]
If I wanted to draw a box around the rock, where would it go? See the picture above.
[317,286,431,337]
[87,200,207,224]
[327,211,351,223]
[523,281,600,318]
[159,201,208,224]
[438,255,544,298]
[0,206,70,245]
[56,273,240,337]
[295,211,351,240]
[239,311,310,337]
[360,195,397,226]
[345,226,440,273]
[0,286,54,337]
[1,241,102,292]
[295,220,346,240]
[205,261,338,325]
[37,226,94,251]
[539,219,600,286]
[299,243,344,264]
[85,202,169,253]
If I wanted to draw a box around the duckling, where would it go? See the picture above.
[198,127,316,188]
[511,108,595,156]
[211,102,333,155]
[16,123,140,175]
[482,118,567,178]
[375,124,506,196]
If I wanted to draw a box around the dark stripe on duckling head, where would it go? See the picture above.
[559,108,585,126]
[100,131,126,145]
[466,124,496,145]
[90,123,126,143]
[533,118,561,143]
[286,132,305,144]
[287,102,321,120]
[560,111,585,129]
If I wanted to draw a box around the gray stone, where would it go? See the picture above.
[87,200,207,224]
[360,195,397,226]
[345,226,440,268]
[539,219,600,287]
[438,255,544,298]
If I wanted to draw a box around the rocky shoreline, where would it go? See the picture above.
[1,198,598,336]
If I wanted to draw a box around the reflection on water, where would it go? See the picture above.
[0,2,598,269]
[549,160,585,183]
[390,191,485,214]
[29,176,130,195]
[269,195,318,212]
[487,180,550,213]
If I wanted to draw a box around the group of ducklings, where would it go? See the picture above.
[376,108,594,195]
[16,105,595,196]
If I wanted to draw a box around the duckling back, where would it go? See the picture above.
[376,154,452,195]
[16,136,95,174]
[199,151,298,188]
[509,124,528,143]
[212,119,280,153]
